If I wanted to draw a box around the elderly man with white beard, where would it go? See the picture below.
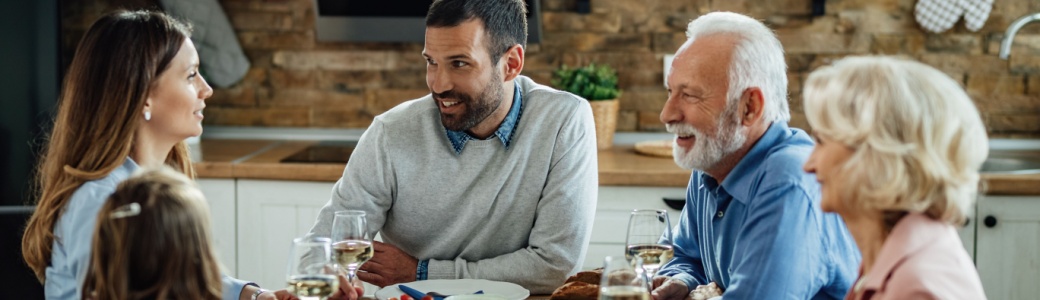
[650,12,860,300]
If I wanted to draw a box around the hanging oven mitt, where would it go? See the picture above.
[961,0,994,32]
[915,0,965,33]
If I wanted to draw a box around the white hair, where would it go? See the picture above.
[685,12,790,123]
[803,56,988,225]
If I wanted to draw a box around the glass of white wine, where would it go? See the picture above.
[286,236,339,300]
[332,210,373,282]
[625,209,674,276]
[599,256,650,300]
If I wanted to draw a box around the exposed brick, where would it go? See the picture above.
[1028,76,1040,95]
[983,113,1040,133]
[378,70,425,89]
[563,52,660,73]
[620,88,668,112]
[541,12,621,33]
[208,86,258,107]
[237,30,315,50]
[272,51,400,70]
[268,69,319,89]
[320,71,385,91]
[312,108,374,128]
[240,68,268,86]
[524,52,564,72]
[925,34,983,54]
[967,75,1026,99]
[262,89,365,110]
[523,70,554,88]
[787,73,805,106]
[972,94,1040,114]
[919,54,1009,74]
[983,0,1040,34]
[786,54,816,73]
[871,33,925,55]
[1010,54,1040,75]
[219,0,305,13]
[837,7,916,34]
[227,11,293,31]
[203,107,310,127]
[777,31,872,54]
[365,89,430,113]
[653,32,688,53]
[637,111,666,131]
[540,0,577,12]
[618,70,664,90]
[540,33,652,52]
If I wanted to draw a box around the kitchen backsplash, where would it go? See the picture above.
[63,0,1040,136]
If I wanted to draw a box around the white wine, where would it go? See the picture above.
[287,274,338,297]
[599,286,650,300]
[626,244,674,272]
[333,240,373,267]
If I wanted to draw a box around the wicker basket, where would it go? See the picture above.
[589,99,619,150]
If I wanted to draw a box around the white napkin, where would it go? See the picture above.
[914,0,994,33]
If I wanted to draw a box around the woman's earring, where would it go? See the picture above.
[144,111,151,121]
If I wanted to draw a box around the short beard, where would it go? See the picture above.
[668,104,747,172]
[437,71,504,132]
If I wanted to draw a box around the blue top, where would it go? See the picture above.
[445,82,524,154]
[657,122,860,300]
[45,157,251,300]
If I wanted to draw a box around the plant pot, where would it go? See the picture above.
[589,99,619,150]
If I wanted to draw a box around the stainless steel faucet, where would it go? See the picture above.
[999,13,1040,60]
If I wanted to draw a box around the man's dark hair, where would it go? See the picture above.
[426,0,528,63]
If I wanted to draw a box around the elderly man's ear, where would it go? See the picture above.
[739,87,766,125]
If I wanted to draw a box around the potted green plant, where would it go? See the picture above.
[552,63,621,150]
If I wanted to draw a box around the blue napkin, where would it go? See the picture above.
[397,284,484,300]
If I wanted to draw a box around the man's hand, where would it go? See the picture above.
[267,289,295,300]
[651,276,690,300]
[329,274,365,300]
[357,241,419,287]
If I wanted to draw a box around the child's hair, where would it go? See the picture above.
[81,167,223,300]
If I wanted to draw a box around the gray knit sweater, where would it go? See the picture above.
[306,76,599,293]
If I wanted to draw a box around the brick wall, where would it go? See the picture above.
[62,0,1040,136]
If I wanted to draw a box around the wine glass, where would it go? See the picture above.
[599,256,650,300]
[331,210,372,282]
[625,209,674,275]
[286,236,339,300]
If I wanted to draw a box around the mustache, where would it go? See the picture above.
[666,122,701,137]
[434,90,463,101]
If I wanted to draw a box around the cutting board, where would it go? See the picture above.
[634,139,673,158]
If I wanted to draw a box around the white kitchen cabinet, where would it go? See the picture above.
[236,179,338,289]
[585,186,686,270]
[975,195,1040,300]
[197,178,238,277]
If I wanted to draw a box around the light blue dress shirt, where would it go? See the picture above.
[657,122,861,299]
[45,157,251,300]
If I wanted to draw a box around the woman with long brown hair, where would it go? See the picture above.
[83,167,223,300]
[20,10,274,300]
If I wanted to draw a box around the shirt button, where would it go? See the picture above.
[716,211,724,218]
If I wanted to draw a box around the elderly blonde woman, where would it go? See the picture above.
[801,56,987,300]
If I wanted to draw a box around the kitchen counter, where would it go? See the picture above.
[192,136,1040,193]
[193,138,691,186]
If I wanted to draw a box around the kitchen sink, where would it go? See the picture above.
[280,140,356,164]
[981,150,1040,174]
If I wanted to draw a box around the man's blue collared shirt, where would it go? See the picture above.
[658,122,860,299]
[445,82,523,154]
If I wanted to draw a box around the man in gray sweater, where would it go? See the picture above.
[304,0,599,294]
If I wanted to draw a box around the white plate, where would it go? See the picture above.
[374,279,530,300]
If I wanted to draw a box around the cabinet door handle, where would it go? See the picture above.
[983,215,997,228]
[662,197,685,210]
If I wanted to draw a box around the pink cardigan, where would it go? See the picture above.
[846,213,986,300]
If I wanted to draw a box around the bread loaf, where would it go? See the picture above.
[551,269,603,300]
